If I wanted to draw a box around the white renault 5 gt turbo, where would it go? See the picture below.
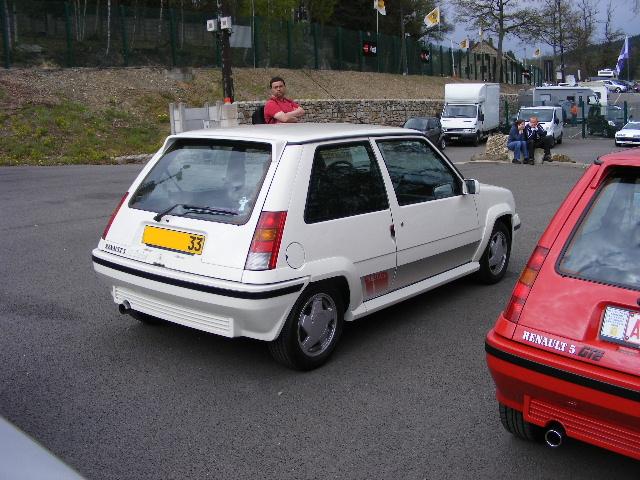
[93,123,520,370]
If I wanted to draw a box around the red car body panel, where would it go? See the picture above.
[486,150,640,460]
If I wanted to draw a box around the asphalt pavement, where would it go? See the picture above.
[0,163,637,479]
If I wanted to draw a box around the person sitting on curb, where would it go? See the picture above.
[264,76,305,124]
[525,116,553,164]
[507,119,528,164]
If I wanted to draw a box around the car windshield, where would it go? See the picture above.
[622,122,640,130]
[558,169,640,290]
[607,107,624,121]
[129,139,272,225]
[404,118,428,130]
[441,105,477,118]
[519,109,553,122]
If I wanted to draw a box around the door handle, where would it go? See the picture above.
[390,224,396,238]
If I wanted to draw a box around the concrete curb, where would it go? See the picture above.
[113,154,153,165]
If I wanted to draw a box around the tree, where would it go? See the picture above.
[565,0,598,76]
[454,0,542,83]
[600,1,624,70]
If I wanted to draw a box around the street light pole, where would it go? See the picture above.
[557,0,565,83]
[217,0,234,102]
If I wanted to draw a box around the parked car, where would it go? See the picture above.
[587,105,625,137]
[615,120,640,146]
[486,148,640,461]
[602,79,628,93]
[403,117,446,150]
[517,106,564,145]
[93,123,520,370]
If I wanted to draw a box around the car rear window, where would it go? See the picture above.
[129,139,272,225]
[558,169,640,290]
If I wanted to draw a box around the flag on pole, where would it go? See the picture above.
[615,36,629,75]
[374,0,386,15]
[533,47,541,58]
[459,38,469,50]
[424,7,440,28]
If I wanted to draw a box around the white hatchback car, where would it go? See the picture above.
[93,123,520,370]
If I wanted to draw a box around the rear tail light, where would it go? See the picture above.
[245,211,287,271]
[101,193,129,239]
[503,245,549,323]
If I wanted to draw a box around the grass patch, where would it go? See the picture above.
[0,101,166,166]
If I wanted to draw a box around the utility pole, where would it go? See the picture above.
[217,0,234,102]
[557,0,565,82]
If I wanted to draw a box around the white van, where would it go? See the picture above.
[517,106,564,145]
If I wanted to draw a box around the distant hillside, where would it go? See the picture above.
[564,34,639,80]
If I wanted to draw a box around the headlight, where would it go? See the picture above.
[608,120,616,126]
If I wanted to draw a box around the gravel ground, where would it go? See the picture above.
[0,66,524,116]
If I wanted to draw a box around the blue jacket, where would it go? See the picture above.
[508,125,526,143]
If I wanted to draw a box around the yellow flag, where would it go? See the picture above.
[459,38,469,49]
[424,7,440,28]
[374,0,386,15]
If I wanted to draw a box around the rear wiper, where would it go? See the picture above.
[153,204,238,222]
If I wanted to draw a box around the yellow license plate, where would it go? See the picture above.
[142,226,205,255]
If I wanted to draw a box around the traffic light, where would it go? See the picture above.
[362,41,377,57]
[420,49,431,63]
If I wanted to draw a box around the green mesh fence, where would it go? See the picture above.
[2,0,539,84]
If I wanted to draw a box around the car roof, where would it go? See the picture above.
[597,148,640,166]
[520,106,560,109]
[174,123,412,144]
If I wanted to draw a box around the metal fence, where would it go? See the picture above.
[1,0,542,85]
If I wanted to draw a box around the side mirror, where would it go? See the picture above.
[479,114,485,121]
[464,179,479,195]
[554,118,559,124]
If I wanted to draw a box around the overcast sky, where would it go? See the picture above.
[447,1,640,61]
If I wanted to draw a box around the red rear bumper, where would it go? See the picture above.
[486,328,640,460]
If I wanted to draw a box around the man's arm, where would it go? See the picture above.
[273,106,305,123]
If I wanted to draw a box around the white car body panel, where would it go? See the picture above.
[614,122,640,146]
[93,123,519,342]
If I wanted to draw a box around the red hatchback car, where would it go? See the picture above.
[486,149,640,460]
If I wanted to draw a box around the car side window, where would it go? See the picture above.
[305,142,389,224]
[376,139,461,206]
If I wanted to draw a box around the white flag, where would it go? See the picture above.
[374,0,386,15]
[424,7,440,28]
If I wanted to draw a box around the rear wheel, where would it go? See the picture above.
[499,403,541,441]
[476,222,511,284]
[269,283,344,370]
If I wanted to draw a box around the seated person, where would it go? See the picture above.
[525,116,554,164]
[507,120,528,164]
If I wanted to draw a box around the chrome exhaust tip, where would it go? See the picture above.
[544,426,565,448]
[118,301,131,315]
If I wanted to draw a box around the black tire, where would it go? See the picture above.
[268,283,344,370]
[440,137,446,150]
[615,141,621,147]
[556,133,563,145]
[499,403,541,441]
[472,132,480,146]
[130,310,163,325]
[476,221,511,284]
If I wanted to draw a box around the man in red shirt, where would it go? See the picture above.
[264,76,305,124]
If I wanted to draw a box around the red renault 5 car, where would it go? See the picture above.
[486,149,640,460]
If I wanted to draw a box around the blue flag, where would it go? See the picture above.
[615,36,629,76]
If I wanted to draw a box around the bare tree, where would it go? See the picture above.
[565,0,598,76]
[106,0,111,55]
[454,0,542,83]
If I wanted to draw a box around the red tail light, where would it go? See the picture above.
[101,193,129,240]
[245,211,287,270]
[503,246,549,323]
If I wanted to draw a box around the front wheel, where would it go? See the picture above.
[556,133,563,144]
[476,222,511,284]
[440,137,446,150]
[268,284,344,370]
[472,132,480,146]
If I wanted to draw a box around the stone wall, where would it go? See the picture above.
[235,94,519,126]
